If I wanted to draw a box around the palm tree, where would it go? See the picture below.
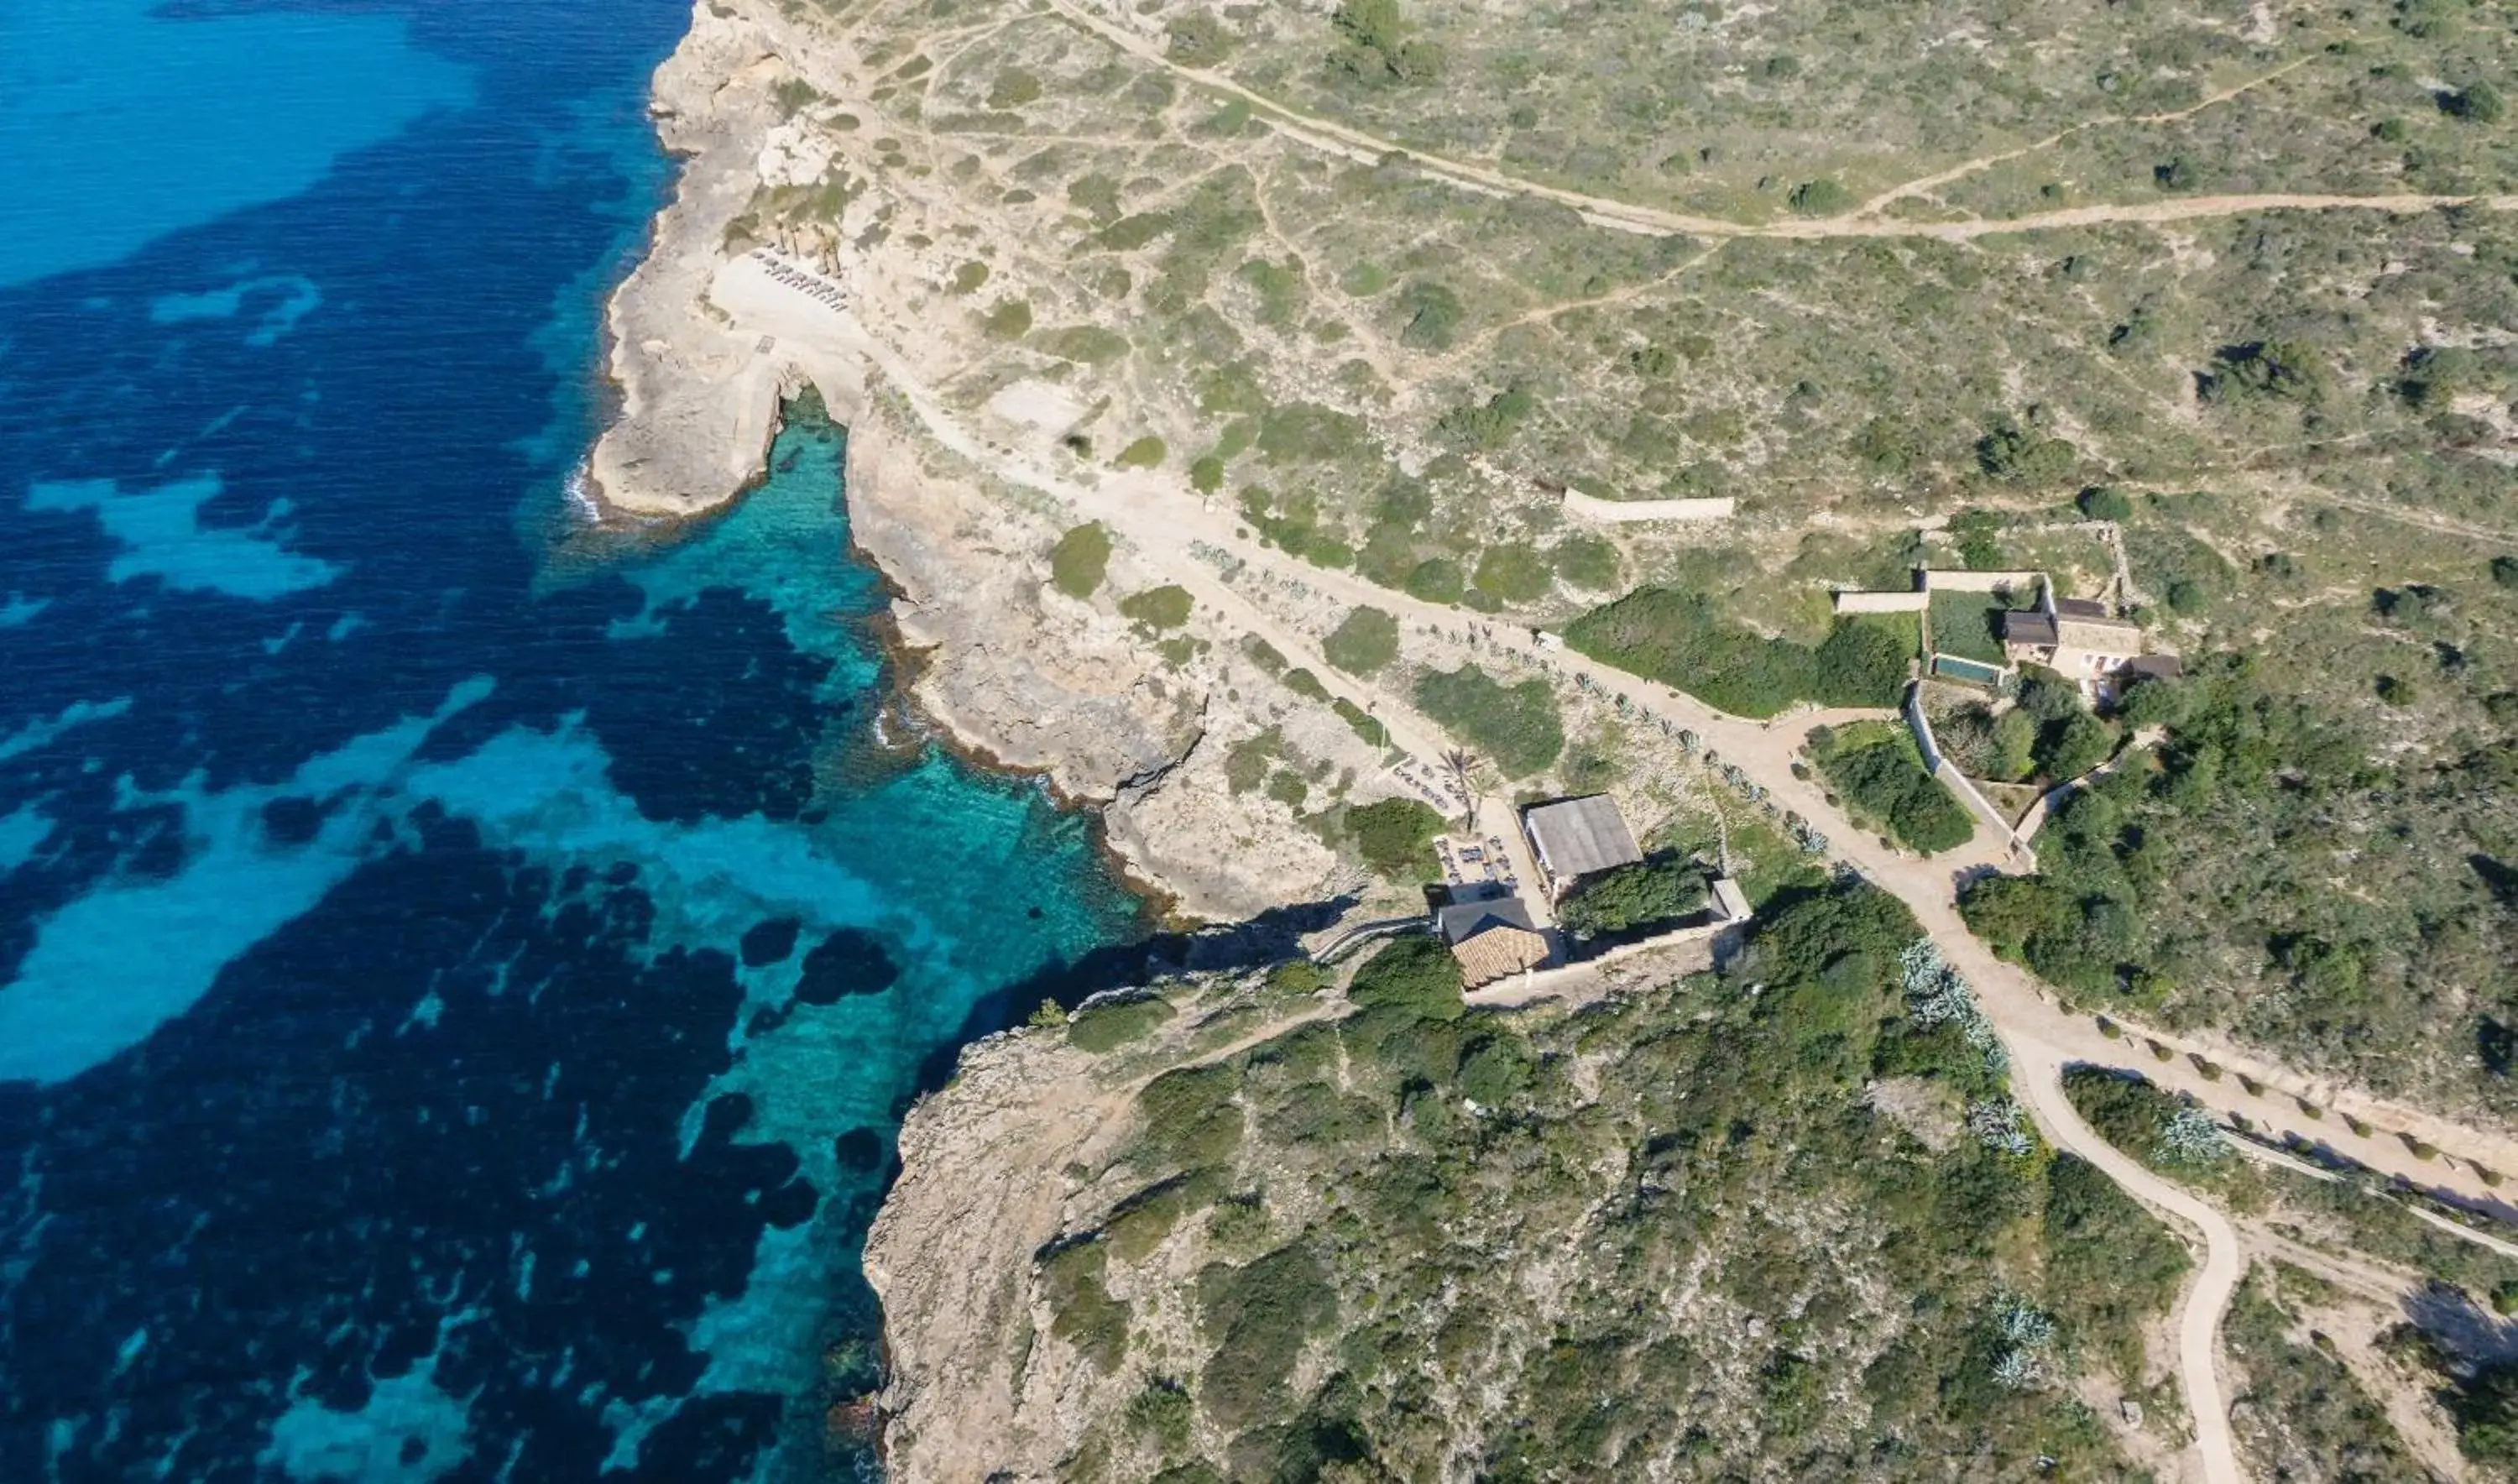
[1443,748,1479,832]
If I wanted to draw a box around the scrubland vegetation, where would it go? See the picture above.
[1020,886,2191,1478]
[1965,656,2518,1116]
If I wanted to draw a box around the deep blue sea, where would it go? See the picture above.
[0,1,1149,1478]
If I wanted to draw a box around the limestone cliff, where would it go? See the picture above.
[591,0,1373,921]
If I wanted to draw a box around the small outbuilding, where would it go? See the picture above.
[1521,795,1643,901]
[1435,891,1550,988]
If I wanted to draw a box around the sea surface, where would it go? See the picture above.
[0,0,1149,1477]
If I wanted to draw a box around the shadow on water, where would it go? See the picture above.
[899,893,1357,1114]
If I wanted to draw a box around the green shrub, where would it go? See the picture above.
[1472,543,1553,604]
[1413,664,1565,776]
[1037,325,1130,364]
[1323,606,1401,675]
[1265,959,1329,997]
[948,261,990,295]
[1225,729,1283,795]
[1042,1241,1131,1372]
[983,298,1033,339]
[1345,935,1464,1021]
[1345,797,1442,875]
[1256,402,1370,464]
[2445,81,2505,123]
[1788,179,1852,214]
[1813,733,1974,854]
[1070,995,1178,1053]
[1120,584,1194,631]
[2077,486,2135,521]
[1115,436,1167,469]
[1199,1244,1338,1429]
[1435,386,1533,450]
[1049,522,1113,599]
[1136,1063,1245,1168]
[987,68,1042,109]
[1331,697,1387,748]
[1098,211,1173,251]
[1167,11,1234,65]
[1282,668,1331,702]
[1552,534,1622,592]
[1405,558,1465,604]
[1559,855,1711,936]
[1394,280,1464,350]
[2041,1154,2189,1381]
[1976,417,2077,483]
[1189,454,1226,494]
[1126,1377,1197,1450]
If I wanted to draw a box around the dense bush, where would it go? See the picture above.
[1955,654,2514,1099]
[1394,279,1463,349]
[1551,534,1622,592]
[1119,584,1194,631]
[1345,797,1443,875]
[1471,542,1553,604]
[2040,1154,2188,1381]
[1412,664,1565,776]
[1115,436,1167,469]
[1812,730,1975,854]
[1403,558,1465,604]
[2076,486,2135,521]
[1975,417,2078,483]
[1323,605,1401,675]
[1565,589,1911,716]
[1345,935,1465,1021]
[1559,854,1711,936]
[1330,0,1444,86]
[1050,522,1112,599]
[2059,1068,2229,1178]
[1435,386,1533,450]
[1069,995,1178,1053]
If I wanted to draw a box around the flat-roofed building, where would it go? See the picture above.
[1521,795,1643,901]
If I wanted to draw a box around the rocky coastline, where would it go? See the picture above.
[590,0,1356,924]
[588,8,1382,1469]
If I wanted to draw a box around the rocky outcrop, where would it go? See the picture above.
[588,3,808,517]
[859,1027,1109,1484]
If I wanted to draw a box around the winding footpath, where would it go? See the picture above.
[1042,0,2516,244]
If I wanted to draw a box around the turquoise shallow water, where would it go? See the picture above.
[0,1,1147,1477]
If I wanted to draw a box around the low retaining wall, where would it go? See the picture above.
[1922,568,2042,594]
[1561,489,1737,524]
[1832,590,1930,614]
[1905,683,2034,863]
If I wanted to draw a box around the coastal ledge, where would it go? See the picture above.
[585,1,1361,924]
[588,0,841,518]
